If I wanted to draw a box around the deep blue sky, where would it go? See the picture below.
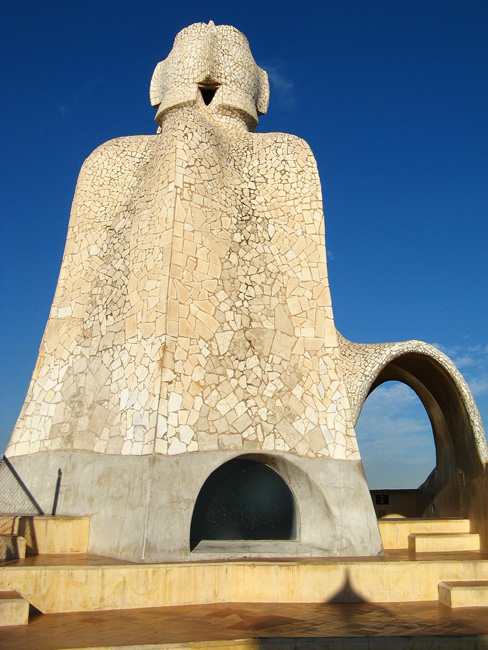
[1,0,487,488]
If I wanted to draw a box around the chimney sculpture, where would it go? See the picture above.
[2,23,486,561]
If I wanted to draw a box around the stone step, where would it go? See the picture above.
[378,518,470,549]
[439,580,488,607]
[0,534,26,561]
[408,532,480,553]
[192,540,329,558]
[0,591,29,626]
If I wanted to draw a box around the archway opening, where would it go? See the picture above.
[355,380,436,491]
[190,457,298,550]
[355,380,437,518]
[355,350,482,519]
[198,80,220,106]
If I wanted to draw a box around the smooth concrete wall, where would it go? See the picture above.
[468,461,488,550]
[0,450,383,562]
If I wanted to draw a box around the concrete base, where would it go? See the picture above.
[0,591,29,626]
[0,535,25,561]
[439,580,488,607]
[0,516,89,555]
[0,450,383,562]
[192,540,330,558]
[408,533,480,553]
[378,518,471,549]
[1,554,488,613]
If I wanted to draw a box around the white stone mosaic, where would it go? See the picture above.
[8,22,484,471]
[7,23,358,461]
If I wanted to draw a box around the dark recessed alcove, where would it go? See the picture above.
[190,458,298,550]
[199,86,217,105]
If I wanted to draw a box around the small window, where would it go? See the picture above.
[198,82,220,106]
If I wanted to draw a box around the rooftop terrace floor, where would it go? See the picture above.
[1,551,488,649]
[1,599,488,649]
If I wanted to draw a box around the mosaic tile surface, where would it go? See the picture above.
[7,23,356,462]
[6,21,485,473]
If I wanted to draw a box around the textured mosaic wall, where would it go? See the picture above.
[7,23,359,462]
[8,22,485,473]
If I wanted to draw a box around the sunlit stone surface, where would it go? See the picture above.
[1,22,486,562]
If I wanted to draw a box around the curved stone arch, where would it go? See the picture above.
[338,334,487,466]
[338,333,487,519]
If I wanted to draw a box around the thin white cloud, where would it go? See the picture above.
[451,355,477,369]
[259,61,296,111]
[432,341,488,359]
[355,382,436,489]
[431,341,488,398]
[466,374,488,398]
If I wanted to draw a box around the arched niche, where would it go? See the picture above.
[190,456,299,550]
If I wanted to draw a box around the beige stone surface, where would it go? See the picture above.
[439,580,488,607]
[408,532,480,553]
[2,21,486,563]
[379,518,470,550]
[1,516,89,555]
[6,22,357,464]
[2,556,488,614]
[0,591,29,626]
[0,535,26,561]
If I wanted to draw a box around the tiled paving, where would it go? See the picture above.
[2,552,488,648]
[1,601,488,649]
